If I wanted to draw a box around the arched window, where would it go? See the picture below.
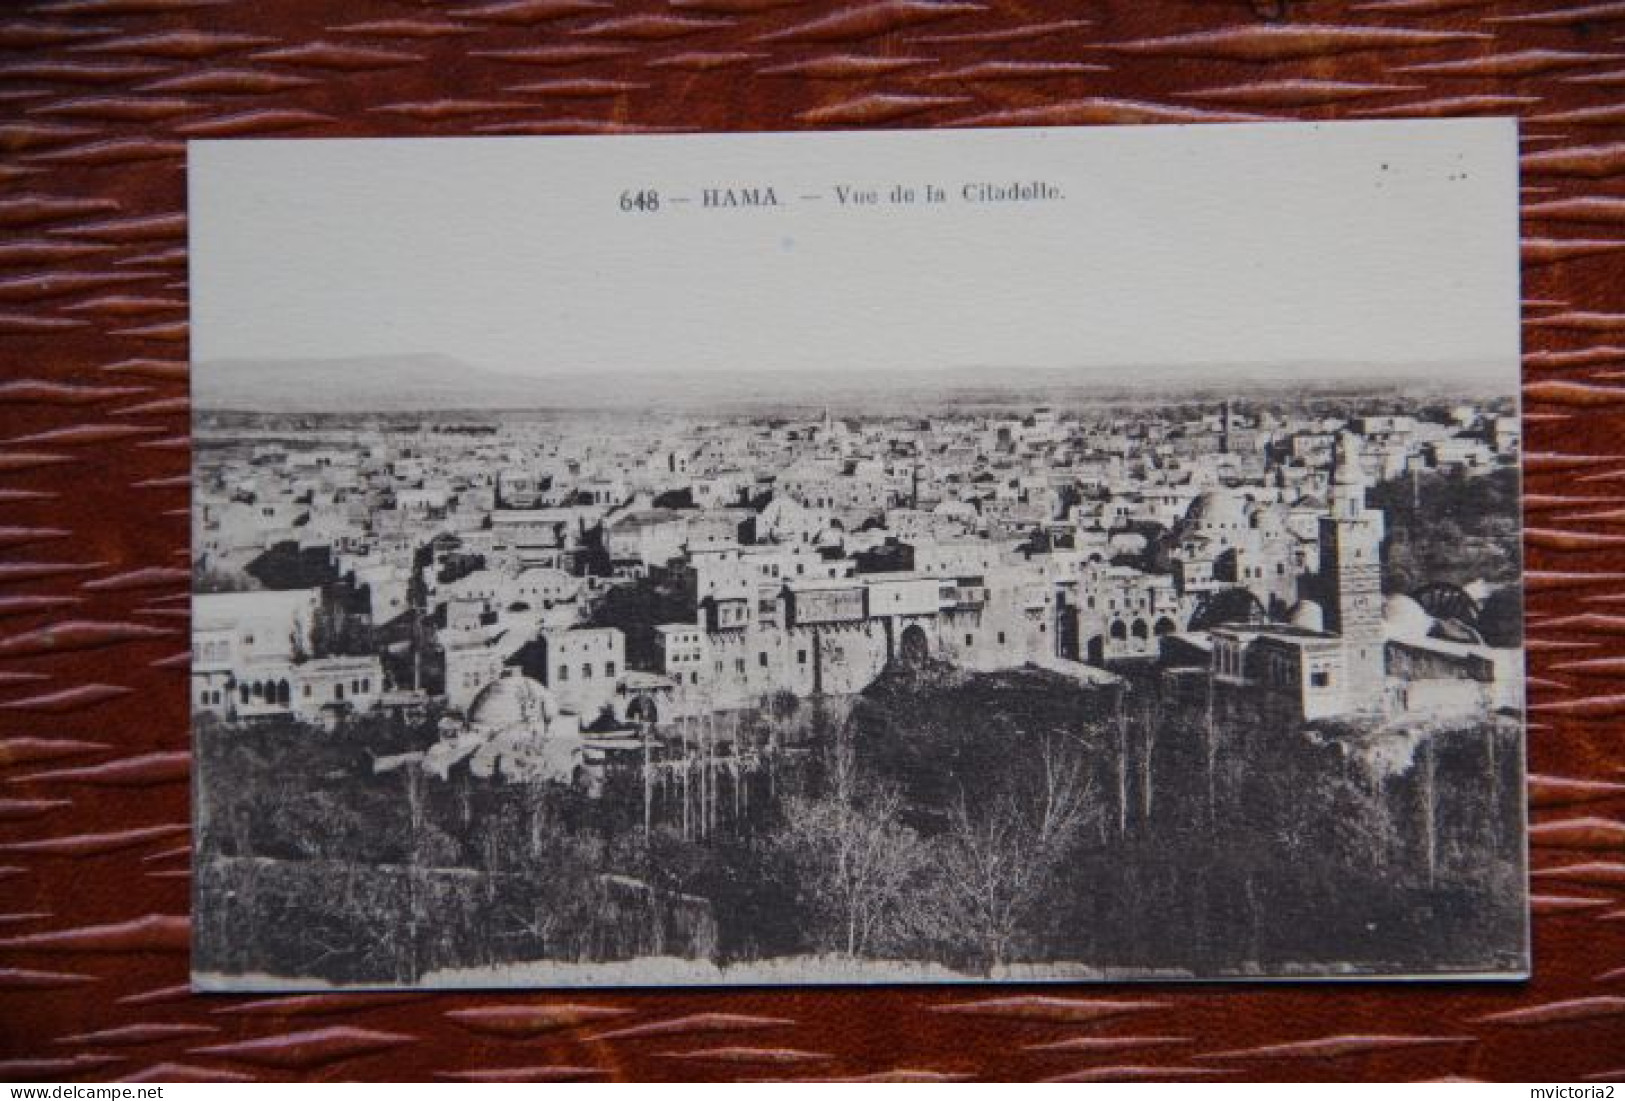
[1131,619,1149,640]
[899,624,930,665]
[1109,620,1127,641]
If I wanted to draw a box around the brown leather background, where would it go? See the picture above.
[3,0,1625,1083]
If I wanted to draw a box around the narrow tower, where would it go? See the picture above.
[1318,431,1386,708]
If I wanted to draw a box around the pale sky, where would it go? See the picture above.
[189,120,1520,388]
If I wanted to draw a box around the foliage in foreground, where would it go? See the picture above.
[195,662,1525,983]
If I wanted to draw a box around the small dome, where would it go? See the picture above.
[1109,530,1148,554]
[1184,489,1249,528]
[1248,501,1287,534]
[1383,593,1433,640]
[468,670,558,729]
[1290,599,1325,632]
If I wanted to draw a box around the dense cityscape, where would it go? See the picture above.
[192,387,1527,985]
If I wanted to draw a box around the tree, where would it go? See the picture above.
[1024,730,1096,847]
[772,715,925,958]
[928,733,1097,973]
[290,612,310,664]
[930,795,1042,972]
[776,786,922,958]
[1371,465,1521,591]
[311,598,373,658]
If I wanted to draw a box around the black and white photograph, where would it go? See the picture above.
[188,121,1527,989]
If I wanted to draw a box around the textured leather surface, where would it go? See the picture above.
[2,0,1624,1083]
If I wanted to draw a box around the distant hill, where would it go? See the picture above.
[194,355,551,412]
[194,354,1514,415]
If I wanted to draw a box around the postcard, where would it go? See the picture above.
[188,120,1526,988]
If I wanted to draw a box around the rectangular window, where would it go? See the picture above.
[559,665,569,682]
[797,649,807,665]
[758,652,768,667]
[606,661,616,677]
[1311,670,1330,688]
[582,663,592,679]
[966,634,974,646]
[998,631,1006,645]
[735,658,745,675]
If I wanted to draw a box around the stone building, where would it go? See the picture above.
[530,627,625,719]
[192,590,384,722]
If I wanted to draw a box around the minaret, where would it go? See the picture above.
[1319,432,1386,709]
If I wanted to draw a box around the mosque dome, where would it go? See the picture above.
[1184,489,1249,529]
[468,670,559,730]
[1383,593,1433,640]
[1246,499,1287,535]
[1289,599,1325,632]
[1109,530,1148,554]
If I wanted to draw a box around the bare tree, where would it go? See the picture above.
[931,734,1098,973]
[777,787,921,958]
[774,720,924,958]
[1028,730,1095,848]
